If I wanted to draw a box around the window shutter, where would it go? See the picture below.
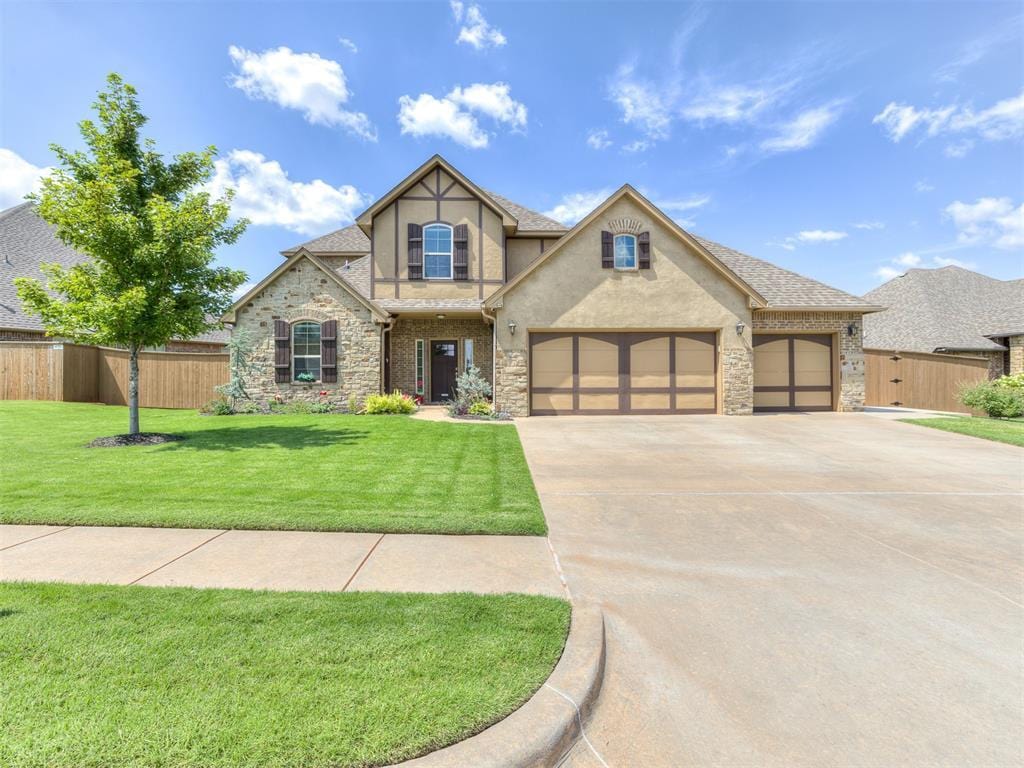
[408,223,423,280]
[638,231,651,269]
[321,320,337,383]
[274,319,290,384]
[453,224,469,280]
[601,231,613,268]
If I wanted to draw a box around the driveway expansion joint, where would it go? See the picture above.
[342,533,386,591]
[0,525,73,551]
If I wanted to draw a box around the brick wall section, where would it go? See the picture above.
[165,341,227,353]
[389,318,492,399]
[233,259,381,408]
[752,310,866,411]
[1009,335,1024,375]
[0,329,47,341]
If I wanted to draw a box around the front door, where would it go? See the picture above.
[430,340,458,402]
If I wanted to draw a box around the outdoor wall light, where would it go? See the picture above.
[436,313,446,320]
[847,322,857,337]
[735,321,746,336]
[508,320,517,336]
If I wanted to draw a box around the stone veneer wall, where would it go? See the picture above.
[1009,335,1024,375]
[721,346,754,415]
[752,310,867,411]
[388,318,492,399]
[232,258,381,408]
[493,347,528,416]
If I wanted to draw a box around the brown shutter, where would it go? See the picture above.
[321,320,337,383]
[274,319,290,384]
[601,231,613,268]
[408,223,423,280]
[638,231,651,269]
[453,223,469,280]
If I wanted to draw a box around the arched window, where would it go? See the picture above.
[292,321,321,381]
[613,234,637,270]
[424,223,453,279]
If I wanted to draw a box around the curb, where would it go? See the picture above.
[392,602,606,768]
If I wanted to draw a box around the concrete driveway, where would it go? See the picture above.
[517,413,1023,767]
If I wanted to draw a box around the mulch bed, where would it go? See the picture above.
[87,433,184,448]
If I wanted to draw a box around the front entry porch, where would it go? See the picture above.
[385,316,493,403]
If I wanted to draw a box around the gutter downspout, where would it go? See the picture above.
[481,305,497,407]
[378,316,394,394]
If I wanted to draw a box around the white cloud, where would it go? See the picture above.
[656,194,711,214]
[873,249,980,282]
[894,252,921,267]
[760,103,843,154]
[853,221,885,230]
[915,180,935,193]
[397,82,526,148]
[932,256,977,269]
[232,281,257,300]
[206,149,371,235]
[622,139,652,153]
[0,148,51,209]
[945,197,1024,249]
[338,37,358,54]
[227,45,376,140]
[609,65,673,142]
[586,129,611,150]
[681,83,787,124]
[543,189,613,226]
[450,1,506,50]
[935,22,1020,83]
[874,266,903,280]
[943,140,974,158]
[873,91,1024,149]
[796,229,848,243]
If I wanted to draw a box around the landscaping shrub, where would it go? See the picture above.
[468,400,494,417]
[958,376,1024,418]
[447,366,492,417]
[363,391,417,415]
[199,398,234,416]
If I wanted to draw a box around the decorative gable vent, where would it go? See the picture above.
[607,217,643,235]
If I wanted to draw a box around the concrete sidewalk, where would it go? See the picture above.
[0,525,565,596]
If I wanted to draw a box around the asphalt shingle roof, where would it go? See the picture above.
[483,190,568,233]
[283,224,370,254]
[0,203,228,343]
[694,235,881,310]
[863,266,1024,353]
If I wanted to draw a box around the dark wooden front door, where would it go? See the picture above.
[431,340,457,402]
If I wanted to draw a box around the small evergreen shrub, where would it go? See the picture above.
[363,391,417,414]
[199,398,233,416]
[286,400,315,415]
[468,400,494,417]
[959,376,1024,418]
[447,366,492,417]
[309,400,334,414]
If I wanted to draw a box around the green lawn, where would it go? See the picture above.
[901,416,1024,447]
[0,401,545,535]
[0,582,569,768]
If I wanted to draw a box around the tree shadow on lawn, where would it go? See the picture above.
[156,424,370,452]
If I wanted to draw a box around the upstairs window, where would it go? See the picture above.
[424,224,453,279]
[614,234,637,270]
[292,321,321,381]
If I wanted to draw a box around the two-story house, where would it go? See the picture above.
[223,155,883,415]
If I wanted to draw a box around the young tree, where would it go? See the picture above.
[15,73,247,435]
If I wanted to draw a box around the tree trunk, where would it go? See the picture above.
[128,343,140,435]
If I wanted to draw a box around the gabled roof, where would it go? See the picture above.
[485,185,768,309]
[483,190,567,234]
[355,155,518,234]
[863,266,1024,353]
[694,236,882,311]
[222,248,387,323]
[281,224,370,256]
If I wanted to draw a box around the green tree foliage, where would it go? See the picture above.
[15,73,248,434]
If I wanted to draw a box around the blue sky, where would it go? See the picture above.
[2,0,1021,297]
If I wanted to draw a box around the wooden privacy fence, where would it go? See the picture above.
[0,342,228,409]
[864,349,988,413]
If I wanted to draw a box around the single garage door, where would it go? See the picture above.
[753,334,834,412]
[530,332,717,415]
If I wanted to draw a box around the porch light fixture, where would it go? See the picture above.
[846,322,857,337]
[508,320,517,336]
[436,313,446,320]
[735,321,745,336]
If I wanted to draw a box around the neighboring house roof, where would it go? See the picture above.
[483,190,567,234]
[863,266,1024,353]
[0,202,229,343]
[694,236,882,311]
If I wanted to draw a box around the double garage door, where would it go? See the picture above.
[530,332,717,415]
[753,334,834,412]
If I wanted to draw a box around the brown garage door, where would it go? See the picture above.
[753,334,833,412]
[529,332,717,415]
